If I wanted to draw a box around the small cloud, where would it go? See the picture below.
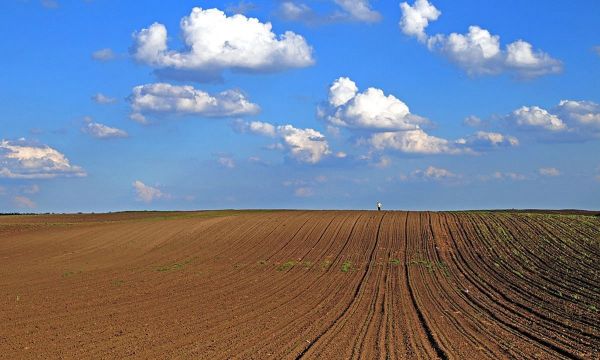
[92,93,117,104]
[413,166,459,180]
[374,156,391,168]
[335,151,347,158]
[226,1,256,14]
[132,180,170,203]
[82,117,128,139]
[41,0,58,9]
[294,187,314,197]
[538,167,560,177]
[485,171,527,181]
[91,48,116,62]
[279,0,380,25]
[594,46,600,57]
[463,115,483,127]
[13,196,36,209]
[217,155,235,169]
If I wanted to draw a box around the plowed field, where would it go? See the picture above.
[1,211,598,359]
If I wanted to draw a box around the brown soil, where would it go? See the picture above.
[0,210,598,359]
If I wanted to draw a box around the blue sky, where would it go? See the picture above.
[1,0,599,212]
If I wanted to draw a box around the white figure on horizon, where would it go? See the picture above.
[377,201,382,211]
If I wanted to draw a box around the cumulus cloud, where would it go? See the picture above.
[507,106,567,132]
[323,77,429,131]
[279,0,380,25]
[400,0,561,78]
[92,48,116,62]
[131,7,314,81]
[539,167,560,177]
[369,129,460,154]
[13,196,36,209]
[92,93,117,104]
[399,0,440,42]
[132,180,170,203]
[129,83,259,123]
[415,166,458,180]
[0,139,86,179]
[456,131,519,149]
[82,117,128,139]
[239,121,331,164]
[555,100,600,130]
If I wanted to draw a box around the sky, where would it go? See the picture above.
[1,0,599,212]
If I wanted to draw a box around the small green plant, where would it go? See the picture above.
[302,261,313,268]
[321,259,332,270]
[277,260,297,271]
[341,260,353,272]
[62,270,81,278]
[156,259,193,272]
[389,258,401,266]
[111,280,124,287]
[589,305,598,312]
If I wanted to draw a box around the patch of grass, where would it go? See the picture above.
[341,260,353,273]
[277,260,297,271]
[389,258,401,266]
[111,280,124,287]
[62,270,81,278]
[410,259,450,276]
[302,261,313,268]
[589,305,598,312]
[321,259,332,271]
[156,259,193,272]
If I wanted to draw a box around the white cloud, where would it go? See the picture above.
[131,7,314,81]
[92,48,116,61]
[491,171,526,181]
[132,180,170,203]
[399,0,440,42]
[507,106,567,132]
[595,46,600,56]
[92,93,117,104]
[324,77,429,131]
[294,187,314,197]
[399,166,461,182]
[463,115,483,127]
[369,129,460,154]
[539,167,560,177]
[334,0,381,23]
[457,131,519,148]
[279,0,380,25]
[83,117,128,139]
[278,125,331,164]
[217,155,236,168]
[556,100,600,129]
[129,83,259,122]
[240,121,332,164]
[400,1,562,78]
[13,196,36,209]
[0,139,86,179]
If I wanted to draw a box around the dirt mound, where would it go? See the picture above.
[1,211,598,359]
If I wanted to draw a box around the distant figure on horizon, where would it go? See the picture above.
[377,201,382,211]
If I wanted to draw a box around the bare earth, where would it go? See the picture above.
[0,210,598,359]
